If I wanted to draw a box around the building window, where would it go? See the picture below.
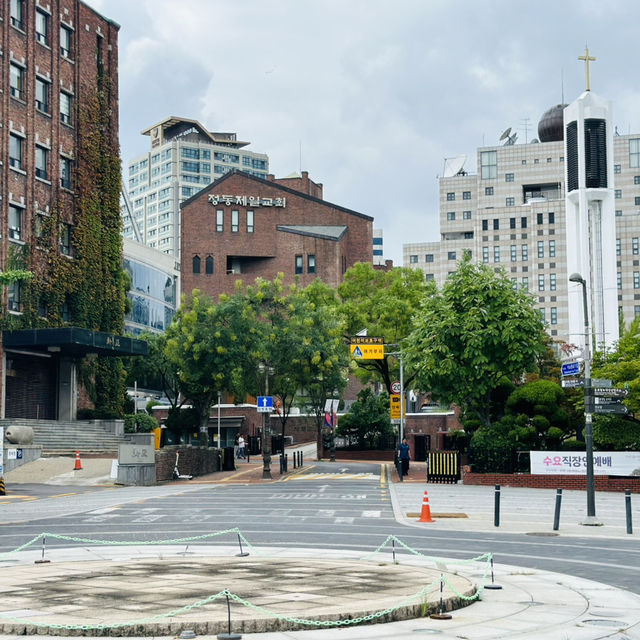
[537,241,544,258]
[60,91,73,125]
[547,158,553,163]
[9,205,23,241]
[308,254,316,274]
[550,307,557,325]
[35,9,50,45]
[8,282,22,313]
[549,239,556,257]
[635,306,640,317]
[493,246,500,263]
[616,210,623,217]
[616,238,621,256]
[618,272,622,290]
[485,186,494,196]
[521,217,527,229]
[534,158,540,164]
[482,247,489,263]
[537,213,543,224]
[548,212,555,224]
[463,191,471,200]
[60,24,73,58]
[60,224,72,256]
[425,254,434,263]
[9,134,24,170]
[550,274,556,291]
[192,255,201,274]
[60,156,72,189]
[481,150,497,179]
[510,217,516,229]
[522,277,529,291]
[511,278,517,290]
[205,256,214,275]
[409,254,418,264]
[615,189,622,199]
[247,210,254,233]
[36,78,50,113]
[295,255,303,274]
[463,210,471,219]
[538,275,545,291]
[506,197,515,206]
[482,219,488,231]
[505,173,514,182]
[425,273,434,282]
[447,211,455,221]
[635,272,640,289]
[231,210,239,233]
[510,245,517,261]
[635,197,640,206]
[634,238,639,255]
[493,219,499,230]
[521,244,528,261]
[10,0,25,30]
[614,164,621,174]
[35,146,49,180]
[446,192,455,201]
[635,176,640,185]
[215,210,223,232]
[10,63,24,100]
[448,251,456,260]
[464,231,474,239]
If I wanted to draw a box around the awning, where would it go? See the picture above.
[3,327,148,358]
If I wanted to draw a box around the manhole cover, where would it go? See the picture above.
[525,532,559,537]
[582,619,628,627]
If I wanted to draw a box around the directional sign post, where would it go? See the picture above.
[257,396,274,413]
[562,378,584,389]
[594,403,629,415]
[561,361,581,377]
[593,388,630,398]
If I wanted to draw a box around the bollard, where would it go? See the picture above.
[484,555,502,590]
[293,452,297,469]
[216,592,242,640]
[300,451,303,467]
[284,453,288,473]
[553,488,563,531]
[494,485,500,527]
[392,537,396,564]
[429,575,452,619]
[35,536,51,564]
[235,532,249,557]
[626,489,633,535]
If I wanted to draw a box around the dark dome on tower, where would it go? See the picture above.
[538,104,567,142]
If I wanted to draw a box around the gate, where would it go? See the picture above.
[427,450,459,483]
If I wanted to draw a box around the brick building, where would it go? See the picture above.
[0,1,145,421]
[180,169,374,300]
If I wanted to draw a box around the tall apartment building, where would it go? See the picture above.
[122,117,269,257]
[403,101,640,346]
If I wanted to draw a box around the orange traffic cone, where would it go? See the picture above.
[418,490,435,523]
[74,450,82,471]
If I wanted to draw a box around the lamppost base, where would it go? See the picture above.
[262,469,272,480]
[580,516,603,526]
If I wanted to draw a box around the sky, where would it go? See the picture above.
[91,0,640,265]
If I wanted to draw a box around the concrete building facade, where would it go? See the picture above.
[404,102,640,347]
[122,117,269,257]
[180,169,374,301]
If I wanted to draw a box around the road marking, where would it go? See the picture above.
[287,473,377,481]
[361,510,381,518]
[334,517,354,524]
[380,464,387,488]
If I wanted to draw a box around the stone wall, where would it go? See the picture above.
[156,445,222,482]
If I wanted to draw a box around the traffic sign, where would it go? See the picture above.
[591,378,612,388]
[350,344,384,359]
[595,397,624,405]
[594,403,629,415]
[391,381,402,394]
[390,394,404,419]
[593,388,629,398]
[257,396,274,413]
[561,361,581,377]
[562,378,584,389]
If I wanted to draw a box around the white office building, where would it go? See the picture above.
[404,97,640,348]
[122,117,269,256]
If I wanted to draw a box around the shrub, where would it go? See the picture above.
[123,413,158,433]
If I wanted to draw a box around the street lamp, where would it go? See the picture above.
[258,363,274,480]
[569,272,600,525]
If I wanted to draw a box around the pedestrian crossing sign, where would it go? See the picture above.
[349,343,384,359]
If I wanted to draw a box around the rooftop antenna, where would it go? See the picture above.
[561,67,564,104]
[520,117,531,144]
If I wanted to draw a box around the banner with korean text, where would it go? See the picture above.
[530,451,640,476]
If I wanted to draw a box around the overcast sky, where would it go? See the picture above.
[92,0,640,265]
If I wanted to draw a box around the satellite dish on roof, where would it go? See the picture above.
[531,138,540,144]
[499,127,512,141]
[443,155,467,177]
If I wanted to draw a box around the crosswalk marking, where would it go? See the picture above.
[287,472,377,481]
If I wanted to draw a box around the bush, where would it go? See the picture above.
[123,413,158,433]
[468,423,518,473]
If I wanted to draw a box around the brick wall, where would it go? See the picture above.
[462,469,640,493]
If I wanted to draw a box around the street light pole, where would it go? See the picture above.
[569,273,600,525]
[258,363,274,480]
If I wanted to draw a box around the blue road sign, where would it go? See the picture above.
[561,361,580,377]
[257,396,274,413]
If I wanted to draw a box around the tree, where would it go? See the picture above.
[164,290,259,433]
[407,256,546,427]
[337,263,432,393]
[335,388,394,449]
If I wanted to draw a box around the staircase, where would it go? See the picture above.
[0,418,124,456]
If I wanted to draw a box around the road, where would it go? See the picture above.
[1,460,639,594]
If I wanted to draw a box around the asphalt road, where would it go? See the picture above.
[1,460,639,594]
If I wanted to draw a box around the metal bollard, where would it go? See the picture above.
[293,452,297,469]
[284,453,288,473]
[494,485,500,527]
[626,489,633,534]
[553,488,562,531]
[300,451,303,467]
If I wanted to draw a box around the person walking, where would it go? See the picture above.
[397,437,410,477]
[234,434,239,460]
[237,434,246,460]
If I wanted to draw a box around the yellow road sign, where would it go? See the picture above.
[390,393,405,419]
[350,344,384,359]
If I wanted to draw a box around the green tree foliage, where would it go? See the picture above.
[468,421,519,473]
[335,388,394,449]
[592,415,640,450]
[165,290,259,429]
[337,263,432,393]
[407,256,546,427]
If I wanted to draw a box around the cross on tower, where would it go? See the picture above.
[578,46,596,91]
